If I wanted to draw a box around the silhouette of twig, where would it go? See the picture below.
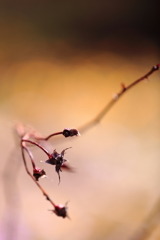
[21,144,56,208]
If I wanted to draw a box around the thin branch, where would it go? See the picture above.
[79,64,160,133]
[37,129,79,141]
[42,131,63,141]
[21,138,70,218]
[18,64,159,221]
[21,145,56,207]
[22,139,52,158]
[24,146,36,169]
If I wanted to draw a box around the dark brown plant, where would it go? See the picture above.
[20,128,79,218]
[44,147,71,183]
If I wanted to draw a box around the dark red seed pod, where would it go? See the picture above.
[63,128,80,137]
[49,202,69,218]
[33,167,46,181]
[54,204,68,218]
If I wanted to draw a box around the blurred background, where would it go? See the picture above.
[0,0,160,239]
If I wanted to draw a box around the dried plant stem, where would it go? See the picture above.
[22,139,52,158]
[18,64,159,220]
[21,144,56,208]
[42,131,63,141]
[20,131,75,217]
[24,146,35,169]
[79,64,160,133]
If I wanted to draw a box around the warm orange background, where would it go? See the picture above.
[0,1,160,240]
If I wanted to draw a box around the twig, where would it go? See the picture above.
[21,144,56,207]
[24,145,36,169]
[20,129,79,218]
[17,64,160,220]
[42,131,63,141]
[22,139,52,158]
[79,64,160,133]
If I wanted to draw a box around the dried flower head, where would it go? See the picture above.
[33,167,46,181]
[63,128,80,137]
[49,202,69,218]
[44,147,71,182]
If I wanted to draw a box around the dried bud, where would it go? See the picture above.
[49,202,69,218]
[63,128,80,137]
[152,64,160,71]
[54,204,68,218]
[33,167,46,181]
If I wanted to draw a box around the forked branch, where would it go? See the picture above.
[19,64,159,220]
[20,128,80,218]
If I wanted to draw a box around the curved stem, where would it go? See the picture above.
[24,146,36,169]
[44,131,63,141]
[21,145,56,207]
[37,131,63,141]
[21,139,52,158]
